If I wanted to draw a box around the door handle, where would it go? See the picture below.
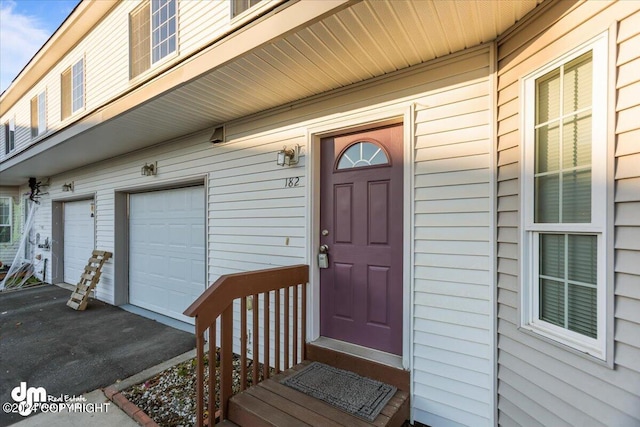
[319,244,329,253]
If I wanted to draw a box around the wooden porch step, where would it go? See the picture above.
[305,342,410,392]
[227,361,409,427]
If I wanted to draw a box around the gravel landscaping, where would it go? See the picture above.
[122,350,268,426]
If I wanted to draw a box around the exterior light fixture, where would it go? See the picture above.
[62,182,74,192]
[277,145,300,167]
[141,161,157,176]
[209,126,225,143]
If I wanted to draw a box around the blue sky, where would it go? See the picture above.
[0,0,81,93]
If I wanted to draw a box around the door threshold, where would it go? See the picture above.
[310,336,403,370]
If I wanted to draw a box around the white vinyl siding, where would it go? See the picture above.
[521,35,608,359]
[497,2,640,426]
[412,48,493,427]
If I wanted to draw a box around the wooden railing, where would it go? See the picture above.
[184,265,309,426]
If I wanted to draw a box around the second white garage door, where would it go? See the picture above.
[129,186,205,324]
[64,199,95,285]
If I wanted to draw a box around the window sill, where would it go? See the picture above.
[518,323,610,367]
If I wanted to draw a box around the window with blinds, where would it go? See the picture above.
[521,34,608,360]
[534,52,597,338]
[61,58,84,120]
[130,0,176,79]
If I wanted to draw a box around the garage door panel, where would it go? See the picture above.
[64,200,95,285]
[129,186,205,324]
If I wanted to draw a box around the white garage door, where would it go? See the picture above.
[129,186,205,324]
[64,199,95,284]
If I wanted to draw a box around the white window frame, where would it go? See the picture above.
[0,196,12,244]
[520,33,608,360]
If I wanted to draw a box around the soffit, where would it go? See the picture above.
[0,0,543,184]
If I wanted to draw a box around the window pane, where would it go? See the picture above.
[72,59,84,112]
[535,174,559,223]
[568,284,597,338]
[535,122,560,173]
[540,279,564,327]
[568,234,597,284]
[336,142,389,170]
[563,52,592,114]
[562,112,591,169]
[540,234,564,279]
[536,69,560,124]
[562,169,591,223]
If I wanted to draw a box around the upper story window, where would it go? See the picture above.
[4,118,15,154]
[61,58,85,120]
[0,197,11,243]
[521,34,608,360]
[30,91,47,138]
[232,0,262,18]
[130,0,177,79]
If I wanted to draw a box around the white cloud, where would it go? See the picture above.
[0,0,50,93]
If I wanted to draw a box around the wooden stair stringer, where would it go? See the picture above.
[66,250,112,310]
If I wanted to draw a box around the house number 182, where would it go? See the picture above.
[284,177,300,188]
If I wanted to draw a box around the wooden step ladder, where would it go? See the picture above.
[67,250,112,310]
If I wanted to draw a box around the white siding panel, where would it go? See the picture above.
[412,48,493,426]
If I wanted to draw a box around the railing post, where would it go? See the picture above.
[220,306,233,419]
[207,319,217,425]
[195,325,205,427]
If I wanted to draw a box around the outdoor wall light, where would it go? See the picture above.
[141,162,157,176]
[62,182,74,192]
[277,145,300,167]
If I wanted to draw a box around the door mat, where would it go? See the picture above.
[280,362,397,421]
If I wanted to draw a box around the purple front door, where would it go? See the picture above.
[320,124,403,355]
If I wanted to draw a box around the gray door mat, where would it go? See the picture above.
[280,361,397,422]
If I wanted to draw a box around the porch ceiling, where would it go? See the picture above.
[0,0,543,185]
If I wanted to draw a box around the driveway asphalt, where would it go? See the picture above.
[0,285,196,426]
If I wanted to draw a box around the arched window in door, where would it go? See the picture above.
[336,141,389,170]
